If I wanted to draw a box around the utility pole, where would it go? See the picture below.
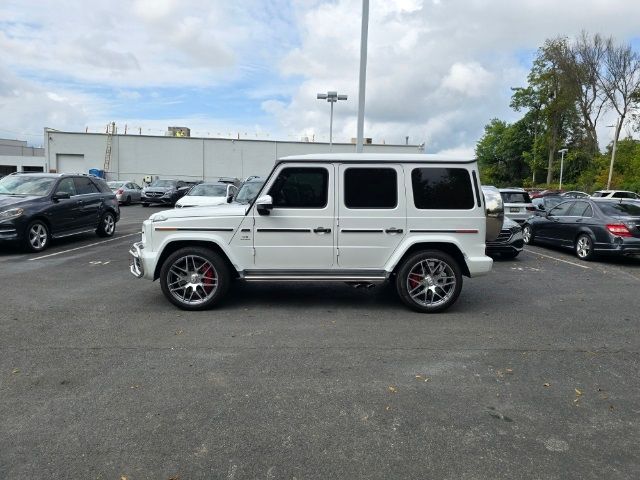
[355,0,369,153]
[607,117,620,190]
[558,148,568,190]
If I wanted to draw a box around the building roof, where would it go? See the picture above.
[277,153,475,163]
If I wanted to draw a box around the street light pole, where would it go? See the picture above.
[356,0,369,153]
[317,91,348,151]
[558,148,568,190]
[607,117,620,190]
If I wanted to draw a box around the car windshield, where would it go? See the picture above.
[188,184,227,197]
[107,181,123,189]
[235,181,264,204]
[150,179,176,188]
[0,176,57,196]
[597,201,640,217]
[501,192,531,203]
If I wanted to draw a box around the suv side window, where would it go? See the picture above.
[549,201,574,216]
[268,167,328,208]
[74,177,100,195]
[344,168,397,209]
[56,178,77,196]
[411,168,474,209]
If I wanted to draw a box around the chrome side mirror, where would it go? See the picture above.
[255,194,273,215]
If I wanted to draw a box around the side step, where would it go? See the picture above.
[241,269,389,283]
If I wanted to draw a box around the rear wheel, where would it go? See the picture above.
[125,195,131,205]
[142,203,149,208]
[396,250,462,313]
[522,224,534,245]
[575,234,594,261]
[160,247,230,310]
[96,211,116,237]
[24,220,50,252]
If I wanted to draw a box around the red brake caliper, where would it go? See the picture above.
[200,264,215,293]
[408,272,422,289]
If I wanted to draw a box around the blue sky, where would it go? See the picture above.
[1,0,640,152]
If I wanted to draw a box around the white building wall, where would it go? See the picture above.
[0,155,46,172]
[45,131,420,184]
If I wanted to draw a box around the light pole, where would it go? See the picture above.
[606,117,620,190]
[557,148,568,190]
[356,0,369,153]
[317,91,348,150]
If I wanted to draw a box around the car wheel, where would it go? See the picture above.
[142,203,149,207]
[396,250,462,313]
[160,247,230,310]
[522,224,534,245]
[501,250,520,259]
[575,234,594,261]
[24,220,50,252]
[96,211,116,237]
[126,195,131,205]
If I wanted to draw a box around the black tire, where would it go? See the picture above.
[23,220,50,252]
[160,247,230,311]
[522,224,534,245]
[125,195,131,205]
[396,250,463,313]
[501,250,520,259]
[142,203,149,208]
[96,211,116,237]
[575,233,595,261]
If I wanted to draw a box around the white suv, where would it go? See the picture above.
[130,154,502,313]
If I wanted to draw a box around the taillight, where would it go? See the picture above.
[606,224,633,237]
[526,206,536,211]
[116,188,124,195]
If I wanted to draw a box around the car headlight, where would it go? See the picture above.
[0,208,24,221]
[151,214,168,222]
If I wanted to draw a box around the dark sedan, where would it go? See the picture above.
[522,199,640,260]
[0,173,120,252]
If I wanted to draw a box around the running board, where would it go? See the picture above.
[241,270,389,283]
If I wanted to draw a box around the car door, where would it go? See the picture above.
[46,177,82,235]
[74,177,103,228]
[336,164,406,269]
[252,164,334,269]
[539,201,574,244]
[131,183,142,202]
[562,201,592,245]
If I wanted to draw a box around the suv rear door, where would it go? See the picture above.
[336,164,406,268]
[74,177,103,228]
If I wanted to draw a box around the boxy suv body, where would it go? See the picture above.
[130,154,501,313]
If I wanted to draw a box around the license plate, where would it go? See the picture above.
[510,207,520,213]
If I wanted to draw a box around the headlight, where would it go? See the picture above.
[152,214,168,222]
[0,208,24,221]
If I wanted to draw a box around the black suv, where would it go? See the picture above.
[141,179,195,207]
[0,173,120,252]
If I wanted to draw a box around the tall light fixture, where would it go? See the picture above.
[606,117,620,190]
[317,91,348,150]
[356,0,369,153]
[557,148,568,190]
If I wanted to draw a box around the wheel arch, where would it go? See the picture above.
[574,227,596,244]
[390,242,471,277]
[153,240,239,280]
[24,215,52,235]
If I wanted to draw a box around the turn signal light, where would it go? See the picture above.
[116,188,124,195]
[606,224,632,237]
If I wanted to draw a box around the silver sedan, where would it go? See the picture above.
[107,181,143,205]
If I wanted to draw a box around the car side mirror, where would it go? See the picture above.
[537,204,545,211]
[256,194,273,215]
[53,191,71,201]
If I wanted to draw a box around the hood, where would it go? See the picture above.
[176,195,227,207]
[149,202,248,221]
[144,186,175,193]
[0,194,43,209]
[502,216,519,229]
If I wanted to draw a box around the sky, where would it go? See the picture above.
[1,0,639,154]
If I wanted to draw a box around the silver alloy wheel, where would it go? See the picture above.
[103,214,115,235]
[29,223,48,250]
[522,225,532,244]
[406,258,457,308]
[576,236,591,259]
[166,254,219,306]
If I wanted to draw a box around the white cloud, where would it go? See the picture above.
[441,63,495,98]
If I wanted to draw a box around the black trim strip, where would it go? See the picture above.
[256,228,311,233]
[155,227,234,232]
[472,170,482,207]
[340,229,384,233]
[410,229,479,233]
[241,228,251,232]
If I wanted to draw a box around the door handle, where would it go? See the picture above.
[313,227,331,234]
[385,228,404,234]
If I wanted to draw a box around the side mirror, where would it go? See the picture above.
[255,194,273,215]
[53,191,71,201]
[537,204,545,211]
[227,194,234,203]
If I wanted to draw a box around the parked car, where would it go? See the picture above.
[175,182,237,208]
[130,154,504,313]
[522,198,640,260]
[233,176,266,204]
[0,173,119,252]
[107,180,142,205]
[531,195,563,215]
[141,179,192,207]
[561,190,590,199]
[486,216,524,259]
[215,177,241,188]
[530,189,564,199]
[591,190,640,199]
[499,188,535,223]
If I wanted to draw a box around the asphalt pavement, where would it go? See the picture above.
[1,205,639,479]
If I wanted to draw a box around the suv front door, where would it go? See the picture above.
[337,164,406,268]
[252,164,334,269]
[48,177,82,235]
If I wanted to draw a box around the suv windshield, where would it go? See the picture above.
[597,201,640,217]
[150,180,176,188]
[235,181,264,204]
[0,176,57,196]
[188,184,227,197]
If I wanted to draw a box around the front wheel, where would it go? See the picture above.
[96,211,116,237]
[575,234,595,261]
[396,250,463,313]
[24,220,50,252]
[522,224,534,245]
[159,247,230,310]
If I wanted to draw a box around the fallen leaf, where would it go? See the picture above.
[415,375,423,380]
[11,368,19,374]
[121,476,128,480]
[130,385,140,389]
[388,386,397,393]
[385,406,391,411]
[505,368,513,374]
[175,329,184,335]
[543,383,550,387]
[609,405,615,411]
[575,388,582,396]
[424,377,430,382]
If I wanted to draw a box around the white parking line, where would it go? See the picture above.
[524,249,590,269]
[29,232,139,261]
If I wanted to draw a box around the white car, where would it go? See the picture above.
[174,182,237,208]
[591,190,639,200]
[130,153,503,313]
[499,188,535,223]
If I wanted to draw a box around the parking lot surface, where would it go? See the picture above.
[1,206,639,479]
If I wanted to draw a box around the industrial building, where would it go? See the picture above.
[0,138,46,176]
